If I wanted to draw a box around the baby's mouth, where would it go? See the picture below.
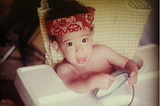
[77,57,86,64]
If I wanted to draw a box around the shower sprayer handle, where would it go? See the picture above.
[111,69,130,77]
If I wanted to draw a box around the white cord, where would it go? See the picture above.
[128,85,135,106]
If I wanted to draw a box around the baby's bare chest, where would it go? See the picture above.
[77,58,114,78]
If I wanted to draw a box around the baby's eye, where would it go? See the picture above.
[66,42,72,47]
[82,38,88,43]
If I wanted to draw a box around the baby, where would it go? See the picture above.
[46,0,138,94]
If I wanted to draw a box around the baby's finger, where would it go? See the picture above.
[105,80,114,90]
[128,76,137,85]
[107,74,115,81]
[130,72,135,77]
[129,80,137,85]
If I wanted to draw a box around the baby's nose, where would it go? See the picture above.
[76,45,84,53]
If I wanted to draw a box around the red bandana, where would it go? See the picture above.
[46,7,95,36]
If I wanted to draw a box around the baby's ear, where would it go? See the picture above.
[90,27,94,43]
[52,41,62,54]
[91,25,95,34]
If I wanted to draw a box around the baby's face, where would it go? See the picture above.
[57,29,93,67]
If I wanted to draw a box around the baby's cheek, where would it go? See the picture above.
[85,44,93,53]
[65,52,76,60]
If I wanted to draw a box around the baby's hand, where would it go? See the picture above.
[124,60,139,85]
[128,71,138,85]
[91,73,115,90]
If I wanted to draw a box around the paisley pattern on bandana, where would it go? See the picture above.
[46,7,95,36]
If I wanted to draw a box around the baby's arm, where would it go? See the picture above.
[101,45,138,85]
[56,63,115,94]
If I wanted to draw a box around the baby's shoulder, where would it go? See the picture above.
[93,45,111,52]
[92,45,116,58]
[56,60,75,73]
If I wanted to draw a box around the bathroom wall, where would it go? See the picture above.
[139,0,158,46]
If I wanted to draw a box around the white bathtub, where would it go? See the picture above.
[14,44,159,106]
